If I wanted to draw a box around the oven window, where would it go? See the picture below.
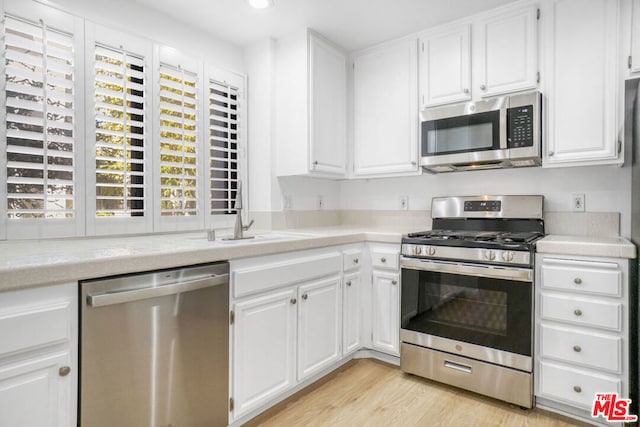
[401,268,532,356]
[421,110,500,156]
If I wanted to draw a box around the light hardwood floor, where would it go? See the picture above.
[245,359,588,427]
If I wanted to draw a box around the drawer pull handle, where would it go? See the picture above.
[59,366,71,377]
[354,258,359,264]
[573,345,582,353]
[573,385,582,393]
[574,278,582,284]
[574,309,583,316]
[444,360,472,374]
[381,257,387,263]
[346,281,352,286]
[391,280,398,285]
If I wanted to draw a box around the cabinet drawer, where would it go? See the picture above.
[343,249,363,272]
[371,250,399,271]
[538,361,621,410]
[0,302,72,356]
[540,258,621,297]
[540,293,622,331]
[540,324,621,373]
[233,252,342,298]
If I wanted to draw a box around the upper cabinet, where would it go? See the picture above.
[542,0,623,166]
[276,30,347,177]
[352,38,420,177]
[419,24,471,107]
[476,5,538,97]
[419,4,538,108]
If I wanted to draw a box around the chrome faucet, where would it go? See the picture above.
[232,180,254,240]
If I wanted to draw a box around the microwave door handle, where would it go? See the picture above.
[500,106,508,149]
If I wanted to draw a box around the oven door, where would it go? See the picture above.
[400,257,532,370]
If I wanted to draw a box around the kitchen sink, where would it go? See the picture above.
[211,231,321,244]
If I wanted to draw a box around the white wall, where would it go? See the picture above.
[47,0,244,72]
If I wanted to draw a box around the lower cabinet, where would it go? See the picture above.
[371,271,400,355]
[0,282,77,427]
[342,271,362,355]
[535,253,629,423]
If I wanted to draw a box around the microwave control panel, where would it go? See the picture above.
[507,105,534,148]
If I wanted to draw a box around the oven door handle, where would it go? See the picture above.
[400,257,532,282]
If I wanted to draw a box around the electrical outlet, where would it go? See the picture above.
[283,195,292,210]
[317,195,324,210]
[571,193,585,212]
[399,196,409,211]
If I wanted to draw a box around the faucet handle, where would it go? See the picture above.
[242,219,254,231]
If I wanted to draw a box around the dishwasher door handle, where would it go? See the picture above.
[87,273,229,307]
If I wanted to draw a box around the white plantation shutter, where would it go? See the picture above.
[93,44,146,218]
[208,79,240,215]
[158,64,198,217]
[4,15,75,220]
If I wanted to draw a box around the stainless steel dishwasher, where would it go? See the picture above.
[80,262,229,427]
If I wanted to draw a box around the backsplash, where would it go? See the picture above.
[250,210,620,238]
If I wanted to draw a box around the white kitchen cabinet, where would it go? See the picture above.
[0,282,77,427]
[419,24,471,107]
[276,29,346,177]
[353,37,419,177]
[371,272,400,356]
[232,288,297,418]
[298,276,342,381]
[476,5,538,97]
[342,271,362,355]
[630,0,640,73]
[535,253,629,423]
[542,0,623,167]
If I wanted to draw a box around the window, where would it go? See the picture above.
[158,64,199,217]
[4,16,75,220]
[93,45,146,218]
[208,79,240,215]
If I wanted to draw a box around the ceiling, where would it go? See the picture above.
[131,0,517,51]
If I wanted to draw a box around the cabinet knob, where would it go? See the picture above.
[574,309,583,316]
[346,281,352,287]
[480,84,487,91]
[302,293,308,300]
[573,385,582,393]
[381,257,387,263]
[391,280,398,285]
[313,160,318,166]
[463,88,469,94]
[548,151,555,157]
[290,298,297,305]
[353,258,359,264]
[573,345,582,353]
[59,366,71,377]
[574,278,582,285]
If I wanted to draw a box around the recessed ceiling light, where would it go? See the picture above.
[247,0,274,9]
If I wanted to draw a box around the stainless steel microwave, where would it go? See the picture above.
[420,91,541,173]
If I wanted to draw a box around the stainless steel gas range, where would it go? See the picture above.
[399,195,544,408]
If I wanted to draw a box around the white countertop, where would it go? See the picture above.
[0,227,403,293]
[536,235,636,259]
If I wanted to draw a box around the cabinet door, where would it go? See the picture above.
[631,0,640,73]
[371,271,400,356]
[0,351,72,427]
[232,288,297,418]
[343,271,361,355]
[353,38,419,176]
[309,34,347,175]
[420,24,471,107]
[476,6,538,97]
[297,276,342,381]
[543,0,621,166]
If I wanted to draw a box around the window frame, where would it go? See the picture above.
[2,0,86,240]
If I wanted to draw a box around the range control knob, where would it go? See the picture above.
[485,250,496,261]
[427,247,436,256]
[501,251,514,262]
[414,245,422,255]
